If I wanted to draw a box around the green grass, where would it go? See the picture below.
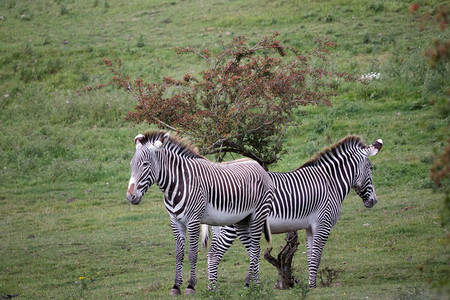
[0,0,449,299]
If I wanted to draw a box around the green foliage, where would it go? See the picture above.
[0,0,448,299]
[242,282,275,299]
[368,2,384,13]
[60,4,69,16]
[136,34,145,48]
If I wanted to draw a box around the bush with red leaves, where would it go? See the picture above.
[90,33,358,168]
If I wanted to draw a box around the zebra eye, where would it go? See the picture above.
[142,162,149,167]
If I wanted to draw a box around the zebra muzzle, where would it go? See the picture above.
[364,196,377,208]
[126,183,142,205]
[126,193,142,205]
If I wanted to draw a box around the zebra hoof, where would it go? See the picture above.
[185,287,195,295]
[170,288,181,296]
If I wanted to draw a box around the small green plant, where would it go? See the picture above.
[242,282,275,300]
[363,32,370,44]
[197,285,234,299]
[368,2,384,12]
[136,34,145,48]
[293,280,310,299]
[20,14,31,21]
[6,0,16,9]
[318,266,341,287]
[60,4,69,16]
[46,58,63,75]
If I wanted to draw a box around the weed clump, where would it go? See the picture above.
[60,4,69,16]
[318,266,341,287]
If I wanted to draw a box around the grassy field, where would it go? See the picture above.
[0,0,449,299]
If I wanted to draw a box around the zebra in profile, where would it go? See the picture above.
[202,136,383,288]
[126,131,273,295]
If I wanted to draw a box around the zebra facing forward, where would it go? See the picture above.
[202,136,383,288]
[126,131,273,295]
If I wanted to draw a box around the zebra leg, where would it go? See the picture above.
[235,222,263,287]
[185,222,201,294]
[307,227,331,288]
[235,227,253,286]
[245,201,272,286]
[249,222,265,285]
[170,217,187,295]
[207,226,238,290]
[305,227,314,278]
[244,191,273,286]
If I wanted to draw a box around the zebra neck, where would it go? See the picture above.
[311,155,357,202]
[156,153,200,214]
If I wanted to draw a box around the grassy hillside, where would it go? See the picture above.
[0,0,448,299]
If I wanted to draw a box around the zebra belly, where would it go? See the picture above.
[267,213,317,234]
[201,203,251,226]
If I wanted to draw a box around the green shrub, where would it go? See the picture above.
[368,2,384,12]
[60,4,69,15]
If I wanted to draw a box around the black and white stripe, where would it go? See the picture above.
[202,136,382,288]
[126,131,273,294]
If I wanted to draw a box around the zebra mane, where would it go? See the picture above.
[299,135,367,169]
[142,131,205,159]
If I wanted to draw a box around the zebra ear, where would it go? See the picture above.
[134,134,145,149]
[367,139,383,156]
[162,132,170,145]
[152,132,170,149]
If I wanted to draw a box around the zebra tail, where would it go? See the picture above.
[263,219,272,244]
[201,224,209,249]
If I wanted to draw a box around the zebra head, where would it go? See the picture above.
[353,139,383,208]
[126,132,169,205]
